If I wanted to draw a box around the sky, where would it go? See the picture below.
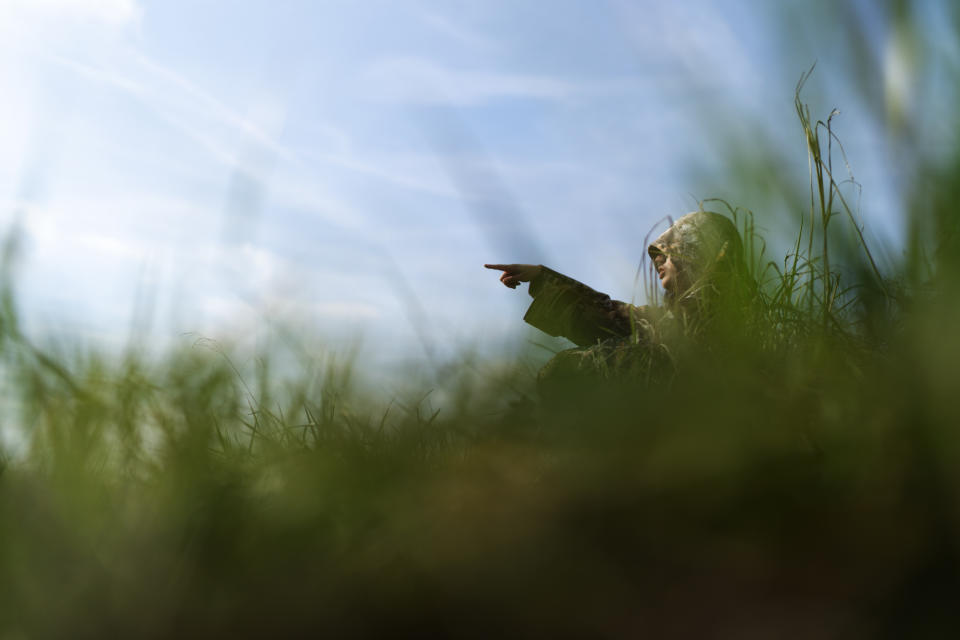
[0,0,954,370]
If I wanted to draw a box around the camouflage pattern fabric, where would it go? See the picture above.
[524,211,749,387]
[523,266,662,348]
[647,210,750,314]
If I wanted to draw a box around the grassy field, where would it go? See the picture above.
[1,87,959,638]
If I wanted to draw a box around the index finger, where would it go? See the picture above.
[484,264,510,271]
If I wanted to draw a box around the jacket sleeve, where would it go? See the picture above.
[523,266,657,347]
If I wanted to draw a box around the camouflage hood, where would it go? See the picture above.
[647,211,747,303]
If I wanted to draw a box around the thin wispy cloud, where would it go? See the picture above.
[613,0,757,92]
[44,51,293,167]
[130,51,295,163]
[1,0,141,26]
[303,151,462,200]
[417,9,500,51]
[361,57,577,105]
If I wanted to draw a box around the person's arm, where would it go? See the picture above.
[485,264,656,347]
[525,266,647,346]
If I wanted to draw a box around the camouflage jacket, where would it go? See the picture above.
[523,266,666,347]
[521,211,749,347]
[520,212,749,384]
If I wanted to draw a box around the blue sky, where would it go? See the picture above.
[0,0,952,367]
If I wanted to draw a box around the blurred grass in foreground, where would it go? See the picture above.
[2,87,960,638]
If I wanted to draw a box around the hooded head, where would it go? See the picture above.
[647,211,750,310]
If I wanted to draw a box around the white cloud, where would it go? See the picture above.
[361,57,576,105]
[130,52,293,162]
[311,301,380,319]
[418,9,499,51]
[42,52,291,168]
[257,297,380,322]
[613,0,757,92]
[193,285,381,338]
[33,50,376,239]
[306,151,461,200]
[1,0,141,27]
[265,173,371,231]
[11,193,386,348]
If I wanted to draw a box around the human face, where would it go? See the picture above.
[653,253,679,292]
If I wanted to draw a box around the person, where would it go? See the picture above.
[485,210,753,385]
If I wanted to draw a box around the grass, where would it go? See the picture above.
[0,80,959,638]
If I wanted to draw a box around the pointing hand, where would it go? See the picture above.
[484,264,542,289]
